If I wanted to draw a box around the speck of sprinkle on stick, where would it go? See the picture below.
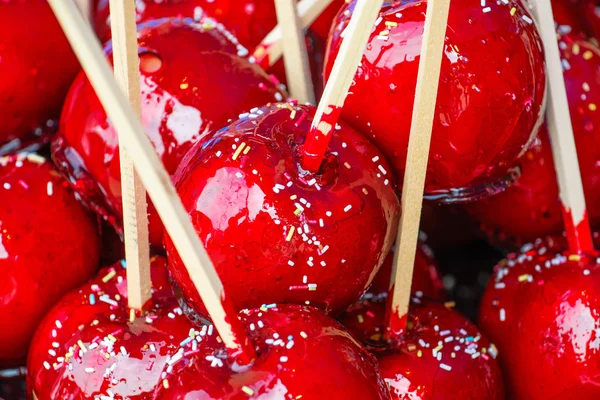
[47,0,256,364]
[387,0,451,337]
[529,0,594,254]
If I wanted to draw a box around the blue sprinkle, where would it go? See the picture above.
[89,294,96,305]
[121,259,127,269]
[180,337,193,347]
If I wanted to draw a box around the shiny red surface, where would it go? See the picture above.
[580,0,600,39]
[52,19,284,248]
[479,236,600,398]
[0,0,79,154]
[324,0,546,201]
[165,103,400,316]
[468,36,600,247]
[340,299,504,400]
[28,259,388,399]
[94,0,345,48]
[368,243,445,300]
[0,153,100,367]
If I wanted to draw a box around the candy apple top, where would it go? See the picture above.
[479,236,600,399]
[51,18,285,248]
[28,258,389,399]
[165,103,400,316]
[0,153,100,367]
[467,35,600,247]
[324,0,546,202]
[340,297,504,400]
[0,0,79,154]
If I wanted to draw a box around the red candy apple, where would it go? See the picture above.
[468,35,600,247]
[340,297,504,399]
[28,258,389,399]
[580,0,600,39]
[479,236,600,398]
[165,103,400,316]
[0,0,80,154]
[52,18,284,248]
[324,0,546,202]
[0,153,100,367]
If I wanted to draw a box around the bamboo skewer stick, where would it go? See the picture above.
[108,0,152,310]
[254,0,335,67]
[74,0,92,23]
[530,0,594,253]
[387,0,451,336]
[47,0,256,363]
[301,0,383,172]
[274,0,315,104]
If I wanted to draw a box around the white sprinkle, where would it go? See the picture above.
[499,308,506,322]
[85,367,95,373]
[482,6,491,12]
[584,269,591,276]
[440,363,452,371]
[319,218,324,227]
[288,260,295,266]
[372,156,379,162]
[377,165,387,175]
[280,356,288,362]
[326,211,332,217]
[494,282,505,289]
[344,204,352,212]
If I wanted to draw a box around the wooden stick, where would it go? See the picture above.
[254,0,335,67]
[274,0,315,104]
[301,0,383,172]
[74,0,92,22]
[387,0,451,336]
[108,0,151,310]
[530,0,594,253]
[47,0,256,363]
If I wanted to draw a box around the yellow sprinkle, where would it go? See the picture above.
[130,308,136,322]
[407,344,417,351]
[584,51,594,60]
[290,109,297,119]
[26,154,46,164]
[385,21,398,27]
[379,29,390,36]
[77,340,87,353]
[180,83,189,90]
[286,226,295,241]
[573,43,580,55]
[163,379,170,389]
[344,162,351,169]
[568,254,582,261]
[434,345,443,352]
[417,350,422,357]
[243,146,251,155]
[444,301,456,308]
[294,208,302,216]
[290,195,298,200]
[357,315,364,323]
[583,82,591,92]
[102,270,116,283]
[453,45,459,52]
[451,352,456,358]
[590,103,597,112]
[105,353,111,359]
[242,386,255,396]
[201,23,214,30]
[108,334,117,342]
[362,188,369,195]
[518,274,531,282]
[232,142,246,161]
[510,7,517,15]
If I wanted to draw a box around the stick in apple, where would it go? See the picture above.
[107,0,152,311]
[274,0,315,104]
[301,0,383,172]
[47,0,256,364]
[530,0,594,254]
[387,0,451,336]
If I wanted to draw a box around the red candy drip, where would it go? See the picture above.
[561,206,594,254]
[301,105,343,172]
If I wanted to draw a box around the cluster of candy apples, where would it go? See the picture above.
[4,0,598,398]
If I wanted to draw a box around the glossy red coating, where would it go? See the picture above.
[479,236,600,398]
[340,298,504,399]
[28,259,388,399]
[0,153,100,367]
[165,103,400,316]
[324,0,547,202]
[468,36,600,247]
[52,19,285,249]
[94,0,345,48]
[580,0,600,39]
[368,243,445,300]
[0,0,80,154]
